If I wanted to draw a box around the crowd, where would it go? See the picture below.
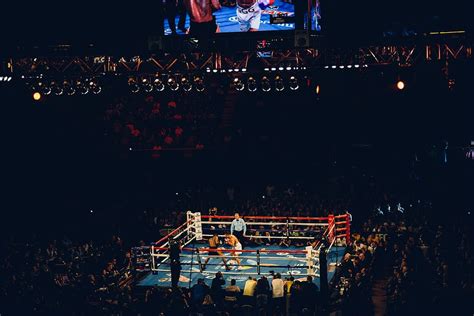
[0,236,132,315]
[103,91,222,152]
[1,179,471,315]
[384,221,473,315]
[185,272,322,316]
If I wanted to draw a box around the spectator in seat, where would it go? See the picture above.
[211,271,225,307]
[242,276,257,305]
[224,279,241,308]
[191,278,210,311]
[339,253,355,277]
[271,273,285,314]
[301,275,319,313]
[256,276,270,311]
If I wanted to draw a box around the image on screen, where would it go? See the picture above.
[163,0,296,35]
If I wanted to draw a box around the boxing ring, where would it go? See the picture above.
[132,212,351,288]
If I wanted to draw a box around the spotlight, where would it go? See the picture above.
[154,78,165,91]
[275,75,285,92]
[32,92,42,101]
[194,77,205,92]
[89,80,102,94]
[168,77,179,91]
[128,78,140,93]
[51,82,63,96]
[38,82,51,95]
[289,76,299,90]
[181,77,192,92]
[76,80,89,95]
[64,81,75,96]
[142,78,153,93]
[261,76,271,92]
[247,77,257,92]
[396,80,405,90]
[233,77,245,91]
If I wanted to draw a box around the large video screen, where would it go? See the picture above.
[163,0,296,35]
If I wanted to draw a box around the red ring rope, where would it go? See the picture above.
[201,215,331,221]
[152,247,308,254]
[154,219,193,245]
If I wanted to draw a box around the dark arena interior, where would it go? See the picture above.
[0,0,472,315]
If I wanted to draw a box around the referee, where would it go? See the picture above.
[230,213,246,248]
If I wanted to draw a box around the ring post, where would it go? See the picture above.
[328,214,335,244]
[151,245,157,274]
[257,250,261,275]
[305,246,314,276]
[345,212,351,245]
[187,211,203,241]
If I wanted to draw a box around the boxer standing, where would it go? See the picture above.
[225,234,242,268]
[236,0,273,32]
[184,0,222,37]
[201,233,230,271]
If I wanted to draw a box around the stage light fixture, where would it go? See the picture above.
[128,78,140,93]
[142,78,153,93]
[396,80,405,90]
[233,77,245,91]
[64,81,75,96]
[33,91,42,101]
[154,78,165,91]
[181,77,192,92]
[37,82,51,95]
[247,77,257,92]
[275,75,285,91]
[289,76,299,90]
[51,82,63,96]
[194,77,205,92]
[168,77,179,91]
[90,80,102,94]
[42,85,52,95]
[76,80,89,95]
[261,76,271,92]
